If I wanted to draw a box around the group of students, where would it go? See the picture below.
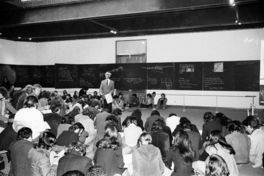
[0,84,264,176]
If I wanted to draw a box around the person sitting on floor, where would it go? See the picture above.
[242,116,264,168]
[57,142,92,176]
[156,93,167,109]
[225,120,251,165]
[132,132,165,176]
[205,154,230,176]
[140,93,153,109]
[129,94,140,108]
[112,95,124,111]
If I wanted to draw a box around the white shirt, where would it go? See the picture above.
[13,107,50,140]
[124,124,142,147]
[166,115,180,132]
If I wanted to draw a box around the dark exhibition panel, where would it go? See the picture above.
[0,61,260,91]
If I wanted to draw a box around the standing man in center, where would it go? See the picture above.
[99,72,115,113]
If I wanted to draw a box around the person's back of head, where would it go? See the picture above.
[87,166,106,176]
[69,122,85,132]
[90,101,99,108]
[204,112,215,123]
[131,109,142,119]
[242,115,261,129]
[49,98,62,113]
[62,170,85,176]
[126,116,138,127]
[168,113,177,117]
[82,108,92,117]
[106,115,118,124]
[66,141,86,156]
[151,119,163,132]
[112,108,122,116]
[150,110,160,116]
[35,131,56,150]
[17,127,32,141]
[180,120,192,131]
[228,120,243,133]
[205,154,230,176]
[23,95,39,108]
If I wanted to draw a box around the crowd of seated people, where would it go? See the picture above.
[0,84,264,176]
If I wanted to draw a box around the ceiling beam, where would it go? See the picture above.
[0,0,260,28]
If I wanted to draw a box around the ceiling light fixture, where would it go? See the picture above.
[110,29,117,34]
[18,37,21,39]
[29,38,32,40]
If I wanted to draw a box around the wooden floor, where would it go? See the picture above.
[122,106,264,176]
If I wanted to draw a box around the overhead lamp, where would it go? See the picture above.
[110,29,117,34]
[235,19,241,25]
[18,37,21,39]
[29,38,32,40]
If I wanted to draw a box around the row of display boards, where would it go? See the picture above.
[0,60,260,91]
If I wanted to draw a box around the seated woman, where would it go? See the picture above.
[205,154,230,176]
[225,120,251,165]
[140,93,153,109]
[150,120,170,164]
[204,130,238,176]
[129,94,140,108]
[167,130,195,176]
[94,123,125,176]
[156,93,167,109]
[27,132,57,176]
[132,133,165,176]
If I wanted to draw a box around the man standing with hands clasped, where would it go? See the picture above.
[99,72,115,113]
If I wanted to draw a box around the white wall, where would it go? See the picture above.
[1,28,264,109]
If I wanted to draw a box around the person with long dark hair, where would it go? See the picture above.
[94,124,125,176]
[167,130,195,176]
[204,130,238,176]
[205,154,230,176]
[27,132,57,176]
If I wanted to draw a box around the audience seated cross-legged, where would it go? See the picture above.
[166,113,180,133]
[56,122,86,147]
[204,130,239,176]
[225,120,251,165]
[128,94,140,108]
[150,119,170,164]
[242,116,264,168]
[43,98,63,137]
[145,110,165,132]
[181,119,202,161]
[123,116,142,153]
[94,124,125,176]
[9,127,33,176]
[27,132,57,176]
[140,93,153,109]
[167,130,195,176]
[131,133,165,176]
[57,142,92,176]
[172,117,200,136]
[205,154,230,176]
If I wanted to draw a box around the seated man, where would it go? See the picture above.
[140,93,153,109]
[129,94,140,108]
[157,93,168,109]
